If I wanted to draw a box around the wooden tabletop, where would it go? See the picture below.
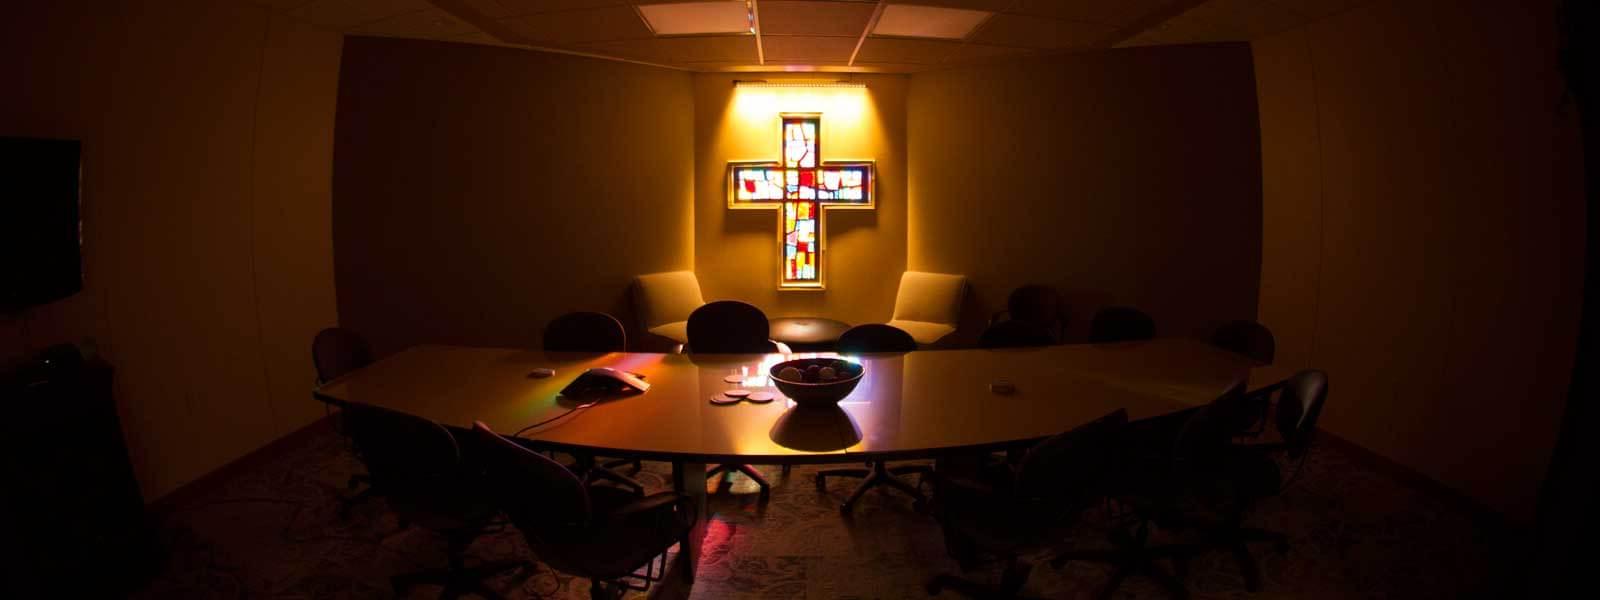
[314,339,1257,463]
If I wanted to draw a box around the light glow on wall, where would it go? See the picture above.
[732,81,868,126]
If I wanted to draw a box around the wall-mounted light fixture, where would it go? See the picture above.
[734,80,868,89]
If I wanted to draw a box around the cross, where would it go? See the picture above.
[728,113,874,290]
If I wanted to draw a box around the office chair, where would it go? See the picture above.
[1186,370,1327,591]
[686,301,786,497]
[471,422,695,600]
[312,327,372,384]
[990,284,1067,343]
[341,402,529,599]
[835,323,918,354]
[312,327,380,518]
[1088,306,1156,343]
[925,409,1129,599]
[543,311,628,354]
[817,324,928,514]
[978,319,1055,349]
[1050,381,1258,600]
[541,311,644,493]
[1209,320,1277,365]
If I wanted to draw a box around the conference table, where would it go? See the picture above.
[313,339,1257,584]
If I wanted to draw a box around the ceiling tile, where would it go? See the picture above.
[503,5,652,44]
[250,0,318,11]
[577,35,758,63]
[853,37,960,64]
[490,0,633,16]
[449,0,521,19]
[884,0,1010,10]
[1273,0,1367,21]
[758,1,876,37]
[969,14,1114,49]
[940,42,1033,65]
[873,4,993,39]
[761,35,858,62]
[288,0,434,29]
[1009,0,1174,27]
[843,61,928,73]
[636,1,752,35]
[351,6,481,38]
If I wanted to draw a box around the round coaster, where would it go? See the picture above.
[723,389,751,398]
[723,375,745,383]
[745,392,775,403]
[710,395,741,406]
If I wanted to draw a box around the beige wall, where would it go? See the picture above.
[908,46,1264,344]
[693,74,909,327]
[0,1,342,501]
[1253,0,1585,521]
[332,38,695,356]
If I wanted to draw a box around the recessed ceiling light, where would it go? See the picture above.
[871,4,992,40]
[637,1,754,36]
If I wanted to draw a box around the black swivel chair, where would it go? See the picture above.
[1209,320,1277,365]
[472,422,694,600]
[312,327,379,517]
[341,402,530,599]
[544,311,629,354]
[686,301,786,497]
[925,409,1129,599]
[1186,370,1327,592]
[978,319,1056,349]
[989,284,1068,343]
[817,324,930,514]
[835,323,919,354]
[541,312,645,495]
[1088,306,1156,343]
[313,327,373,384]
[1050,381,1258,599]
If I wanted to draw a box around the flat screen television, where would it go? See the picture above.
[1,137,83,312]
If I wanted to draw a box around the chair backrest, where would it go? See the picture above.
[543,311,627,353]
[1088,306,1155,343]
[470,422,592,542]
[340,402,461,496]
[1171,380,1252,467]
[1273,370,1328,456]
[686,300,774,353]
[978,319,1055,349]
[1210,320,1276,364]
[836,324,917,353]
[1015,408,1128,507]
[312,327,372,384]
[1006,284,1066,339]
[890,271,966,326]
[632,271,706,331]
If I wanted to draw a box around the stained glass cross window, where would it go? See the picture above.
[728,113,874,289]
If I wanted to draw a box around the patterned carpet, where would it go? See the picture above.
[134,424,1515,599]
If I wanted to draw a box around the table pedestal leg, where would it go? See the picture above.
[672,460,707,583]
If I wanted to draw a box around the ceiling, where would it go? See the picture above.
[250,0,1370,72]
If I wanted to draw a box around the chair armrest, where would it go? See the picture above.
[605,492,695,526]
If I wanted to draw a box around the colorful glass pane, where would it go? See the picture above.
[728,115,872,288]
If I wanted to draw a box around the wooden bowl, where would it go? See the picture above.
[768,358,865,407]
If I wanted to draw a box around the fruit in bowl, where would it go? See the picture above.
[769,358,865,407]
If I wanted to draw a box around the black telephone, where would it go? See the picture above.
[558,367,651,399]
